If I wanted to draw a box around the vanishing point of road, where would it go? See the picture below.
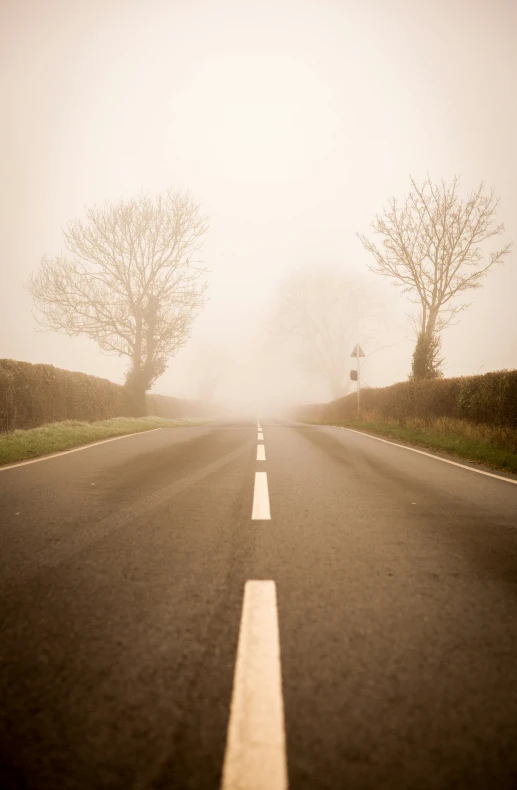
[1,418,517,789]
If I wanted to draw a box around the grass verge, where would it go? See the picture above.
[307,414,517,475]
[0,416,207,467]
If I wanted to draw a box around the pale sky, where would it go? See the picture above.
[2,0,516,407]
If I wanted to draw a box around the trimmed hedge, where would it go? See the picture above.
[146,393,212,420]
[0,359,212,432]
[0,359,134,432]
[296,369,517,428]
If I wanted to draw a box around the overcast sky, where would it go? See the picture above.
[2,0,516,406]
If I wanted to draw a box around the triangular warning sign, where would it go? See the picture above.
[350,344,365,357]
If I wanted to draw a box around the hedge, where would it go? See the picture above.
[0,359,212,432]
[295,369,517,428]
[146,393,213,420]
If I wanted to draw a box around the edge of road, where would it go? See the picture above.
[326,424,517,486]
[0,428,164,472]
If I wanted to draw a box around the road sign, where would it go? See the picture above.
[350,344,365,357]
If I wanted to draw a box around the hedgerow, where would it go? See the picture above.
[0,359,212,432]
[295,369,517,428]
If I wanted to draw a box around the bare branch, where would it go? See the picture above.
[27,189,209,399]
[269,270,385,399]
[358,175,512,378]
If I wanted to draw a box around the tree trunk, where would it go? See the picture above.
[124,382,147,417]
[123,310,150,416]
[411,331,443,381]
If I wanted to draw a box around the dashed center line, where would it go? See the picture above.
[252,471,271,520]
[258,432,264,441]
[257,444,266,461]
[221,581,288,790]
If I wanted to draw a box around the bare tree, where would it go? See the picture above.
[358,175,511,379]
[28,189,209,413]
[270,269,381,399]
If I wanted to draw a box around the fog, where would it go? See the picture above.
[3,0,516,412]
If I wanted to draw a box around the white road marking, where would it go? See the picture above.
[0,429,162,472]
[252,471,271,519]
[258,432,264,441]
[257,444,266,461]
[221,581,288,790]
[336,426,517,486]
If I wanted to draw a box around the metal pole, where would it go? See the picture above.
[357,345,360,415]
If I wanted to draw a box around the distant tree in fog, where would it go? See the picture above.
[190,342,229,402]
[271,270,379,400]
[28,190,209,414]
[358,175,511,380]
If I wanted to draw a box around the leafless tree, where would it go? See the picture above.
[358,175,511,379]
[271,269,381,399]
[28,189,209,412]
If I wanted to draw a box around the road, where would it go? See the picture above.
[1,418,517,790]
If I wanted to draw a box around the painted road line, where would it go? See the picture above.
[257,444,266,461]
[221,581,288,790]
[336,426,517,486]
[0,429,162,472]
[252,471,271,520]
[258,432,264,441]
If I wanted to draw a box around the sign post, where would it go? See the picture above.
[350,344,365,415]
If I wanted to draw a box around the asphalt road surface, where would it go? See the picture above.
[1,418,517,790]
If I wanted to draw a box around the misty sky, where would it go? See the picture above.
[2,0,516,407]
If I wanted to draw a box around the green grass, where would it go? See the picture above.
[307,414,517,475]
[0,416,207,466]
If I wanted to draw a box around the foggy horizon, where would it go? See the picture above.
[3,0,516,410]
